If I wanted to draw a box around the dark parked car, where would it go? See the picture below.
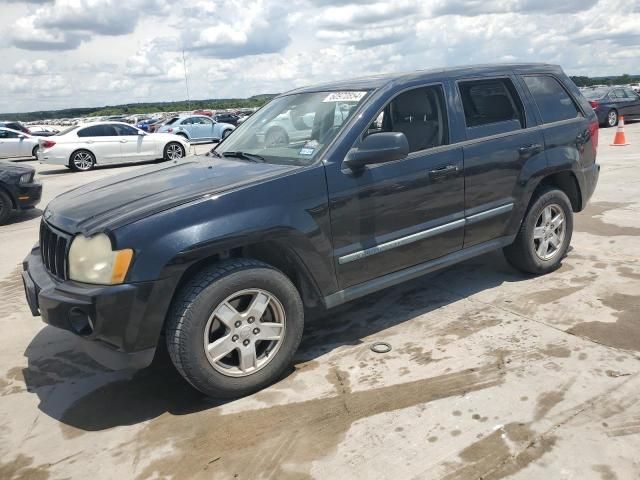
[0,162,42,224]
[214,113,239,126]
[28,126,59,137]
[582,86,640,127]
[23,63,599,398]
[0,121,30,134]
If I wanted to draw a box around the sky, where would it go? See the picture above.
[1,0,639,114]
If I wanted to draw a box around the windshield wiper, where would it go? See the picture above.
[207,149,222,158]
[222,151,266,163]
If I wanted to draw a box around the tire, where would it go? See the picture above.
[32,145,39,159]
[164,142,185,161]
[0,190,12,225]
[606,109,618,128]
[69,150,95,171]
[222,129,232,139]
[166,259,304,398]
[264,127,289,147]
[503,187,573,274]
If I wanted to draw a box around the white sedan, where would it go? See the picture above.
[0,127,40,159]
[37,122,190,171]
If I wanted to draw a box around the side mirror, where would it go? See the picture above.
[137,131,145,135]
[343,132,409,171]
[17,134,26,139]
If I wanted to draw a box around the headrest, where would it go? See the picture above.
[393,90,433,119]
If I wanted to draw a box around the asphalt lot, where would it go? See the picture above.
[1,125,639,479]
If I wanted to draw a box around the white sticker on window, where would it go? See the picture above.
[323,91,367,103]
[299,147,315,156]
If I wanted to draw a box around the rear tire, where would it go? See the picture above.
[606,109,618,128]
[69,150,95,171]
[222,129,232,139]
[32,145,39,159]
[166,259,304,398]
[503,187,573,274]
[0,190,12,225]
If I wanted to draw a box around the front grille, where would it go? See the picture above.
[40,220,70,280]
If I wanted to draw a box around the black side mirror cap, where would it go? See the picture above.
[344,132,410,171]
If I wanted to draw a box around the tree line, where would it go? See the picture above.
[0,94,277,122]
[570,74,639,87]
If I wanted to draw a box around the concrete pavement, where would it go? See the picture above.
[0,126,639,479]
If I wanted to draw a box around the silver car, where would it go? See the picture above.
[0,127,40,159]
[156,115,235,142]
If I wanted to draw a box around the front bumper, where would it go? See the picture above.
[22,245,175,370]
[15,182,42,209]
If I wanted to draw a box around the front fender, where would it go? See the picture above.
[114,165,337,297]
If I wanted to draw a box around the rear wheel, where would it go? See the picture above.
[222,129,232,139]
[69,150,95,171]
[166,259,304,398]
[31,145,39,159]
[0,190,12,225]
[606,109,618,128]
[164,142,185,161]
[503,187,573,274]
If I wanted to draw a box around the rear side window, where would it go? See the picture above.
[523,76,582,124]
[459,78,525,129]
[78,125,118,137]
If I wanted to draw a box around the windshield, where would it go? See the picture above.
[582,88,609,100]
[214,90,369,166]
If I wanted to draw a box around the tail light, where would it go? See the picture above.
[589,100,599,109]
[41,140,56,149]
[588,119,599,156]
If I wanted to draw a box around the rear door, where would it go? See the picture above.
[0,129,22,158]
[455,76,546,247]
[77,125,122,163]
[326,84,465,288]
[622,87,640,117]
[519,73,594,173]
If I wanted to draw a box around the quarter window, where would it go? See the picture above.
[0,129,19,139]
[366,85,449,153]
[459,78,525,129]
[523,76,582,124]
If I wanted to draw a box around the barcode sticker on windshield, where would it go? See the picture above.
[323,91,367,103]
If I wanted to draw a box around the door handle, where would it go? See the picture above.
[86,140,94,144]
[429,165,458,180]
[120,139,128,143]
[518,143,542,155]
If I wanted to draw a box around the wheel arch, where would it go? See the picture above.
[532,170,583,212]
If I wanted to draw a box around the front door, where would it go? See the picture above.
[326,84,465,288]
[113,124,156,162]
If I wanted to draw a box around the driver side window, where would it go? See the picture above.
[366,85,449,153]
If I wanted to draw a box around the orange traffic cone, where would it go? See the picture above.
[611,115,630,146]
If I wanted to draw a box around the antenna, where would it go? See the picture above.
[182,49,191,111]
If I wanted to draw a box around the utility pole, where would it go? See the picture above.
[182,49,191,111]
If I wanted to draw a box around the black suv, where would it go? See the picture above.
[22,64,599,397]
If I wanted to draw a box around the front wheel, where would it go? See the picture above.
[164,142,185,161]
[503,187,573,274]
[166,259,304,398]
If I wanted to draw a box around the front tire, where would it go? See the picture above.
[166,259,304,398]
[164,142,185,161]
[69,150,95,171]
[503,187,573,274]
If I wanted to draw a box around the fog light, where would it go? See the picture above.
[68,307,94,336]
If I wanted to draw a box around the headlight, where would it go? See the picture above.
[68,233,134,285]
[19,172,32,184]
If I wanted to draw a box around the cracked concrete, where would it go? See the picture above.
[1,124,640,479]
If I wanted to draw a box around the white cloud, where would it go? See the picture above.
[2,0,640,113]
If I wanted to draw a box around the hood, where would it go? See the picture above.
[45,156,297,235]
[0,161,35,176]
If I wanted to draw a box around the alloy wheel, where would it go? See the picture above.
[203,289,286,377]
[73,152,93,171]
[533,204,565,261]
[608,110,617,127]
[166,143,184,159]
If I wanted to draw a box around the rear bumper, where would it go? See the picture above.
[22,245,175,370]
[579,162,600,208]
